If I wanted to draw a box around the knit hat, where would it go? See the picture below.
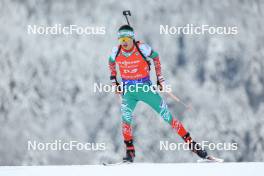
[117,25,135,39]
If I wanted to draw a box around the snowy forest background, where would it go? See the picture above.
[0,0,264,165]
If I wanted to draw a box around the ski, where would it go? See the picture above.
[197,156,224,163]
[102,160,133,166]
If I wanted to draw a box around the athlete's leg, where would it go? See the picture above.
[138,87,208,158]
[120,91,138,162]
[138,88,188,138]
[121,92,138,141]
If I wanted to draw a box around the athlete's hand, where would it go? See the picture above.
[112,82,122,94]
[110,76,122,94]
[157,76,165,91]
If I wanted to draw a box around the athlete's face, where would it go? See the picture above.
[119,37,134,50]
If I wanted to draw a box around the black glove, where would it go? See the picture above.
[157,76,165,91]
[110,76,122,93]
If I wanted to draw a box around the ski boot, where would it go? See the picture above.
[183,132,208,159]
[123,140,135,163]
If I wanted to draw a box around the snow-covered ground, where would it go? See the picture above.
[0,162,263,176]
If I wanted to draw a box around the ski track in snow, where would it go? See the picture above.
[0,162,263,176]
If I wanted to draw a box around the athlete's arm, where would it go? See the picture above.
[108,47,118,85]
[139,43,165,84]
[108,47,122,93]
[108,60,117,85]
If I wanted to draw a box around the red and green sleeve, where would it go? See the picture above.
[138,43,164,82]
[108,47,119,84]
